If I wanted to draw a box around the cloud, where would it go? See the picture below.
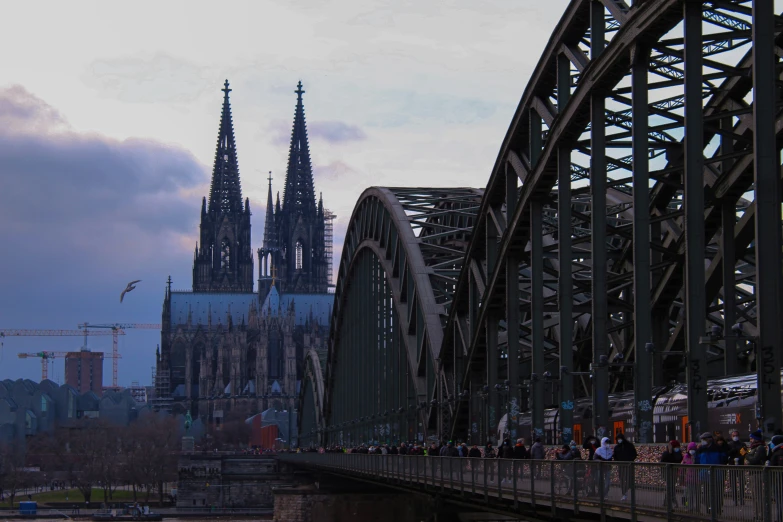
[0,85,68,134]
[83,53,218,104]
[313,160,359,183]
[0,86,207,384]
[308,121,366,143]
[267,119,366,147]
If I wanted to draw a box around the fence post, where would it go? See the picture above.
[441,457,445,493]
[709,467,717,522]
[572,460,578,514]
[550,460,556,519]
[484,458,489,504]
[513,460,519,510]
[764,466,772,522]
[629,463,636,522]
[471,457,476,496]
[531,459,536,509]
[599,462,605,522]
[497,459,502,500]
[449,457,454,492]
[665,464,673,520]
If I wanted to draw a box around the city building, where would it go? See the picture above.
[64,351,104,395]
[0,378,141,445]
[156,80,333,421]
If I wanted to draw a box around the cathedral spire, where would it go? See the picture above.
[282,81,316,216]
[193,80,253,293]
[263,171,275,250]
[208,80,243,215]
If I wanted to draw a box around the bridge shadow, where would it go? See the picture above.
[280,454,772,522]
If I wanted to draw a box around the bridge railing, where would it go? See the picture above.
[279,453,780,521]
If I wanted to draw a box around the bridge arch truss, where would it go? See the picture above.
[319,188,483,445]
[302,0,783,448]
[441,0,783,445]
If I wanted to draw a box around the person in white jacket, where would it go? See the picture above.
[593,437,614,498]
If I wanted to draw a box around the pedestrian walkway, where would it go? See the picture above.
[279,453,780,521]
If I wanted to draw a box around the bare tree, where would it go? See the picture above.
[125,415,178,503]
[0,441,31,507]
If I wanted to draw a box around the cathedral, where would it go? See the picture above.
[155,80,333,422]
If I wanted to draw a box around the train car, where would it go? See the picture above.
[506,370,781,443]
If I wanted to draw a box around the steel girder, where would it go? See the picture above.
[320,188,483,445]
[441,0,783,446]
[299,349,326,447]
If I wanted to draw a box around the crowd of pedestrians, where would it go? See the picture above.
[301,428,783,517]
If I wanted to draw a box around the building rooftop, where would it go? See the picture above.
[170,289,333,327]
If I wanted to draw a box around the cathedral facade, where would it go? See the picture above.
[156,80,333,423]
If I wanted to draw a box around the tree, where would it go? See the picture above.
[206,410,251,450]
[124,415,178,503]
[0,441,31,507]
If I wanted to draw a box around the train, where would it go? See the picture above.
[500,370,776,444]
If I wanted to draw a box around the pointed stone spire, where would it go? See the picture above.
[282,81,316,216]
[208,80,243,215]
[263,171,275,251]
[275,191,281,214]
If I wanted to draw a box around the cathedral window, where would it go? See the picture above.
[295,241,303,270]
[221,239,231,270]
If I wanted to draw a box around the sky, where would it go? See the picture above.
[0,0,571,387]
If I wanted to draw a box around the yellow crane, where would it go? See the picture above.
[1,329,119,382]
[77,323,160,387]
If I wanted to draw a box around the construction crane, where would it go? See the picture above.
[17,351,67,381]
[77,323,160,388]
[0,329,118,358]
[1,329,120,383]
[17,350,117,381]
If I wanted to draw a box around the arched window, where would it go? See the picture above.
[221,238,231,270]
[295,240,303,270]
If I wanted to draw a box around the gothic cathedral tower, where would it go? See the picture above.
[259,82,328,297]
[193,80,254,293]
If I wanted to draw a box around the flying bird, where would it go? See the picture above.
[120,280,141,303]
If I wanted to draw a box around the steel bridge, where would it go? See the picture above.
[299,0,783,449]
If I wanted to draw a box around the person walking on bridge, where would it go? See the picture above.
[498,438,514,485]
[746,429,768,516]
[513,438,529,482]
[726,429,747,507]
[484,441,497,482]
[613,433,637,501]
[696,432,727,515]
[530,437,545,478]
[660,440,682,508]
[593,437,614,499]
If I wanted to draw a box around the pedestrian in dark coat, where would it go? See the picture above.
[468,445,482,458]
[513,438,529,459]
[442,441,459,457]
[530,437,545,478]
[530,438,545,460]
[660,440,683,464]
[613,433,637,501]
[583,436,599,461]
[499,438,514,459]
[696,432,727,515]
[660,440,682,509]
[768,435,783,521]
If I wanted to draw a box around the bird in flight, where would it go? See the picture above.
[120,280,141,303]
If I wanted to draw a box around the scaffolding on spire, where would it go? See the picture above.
[324,209,336,289]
